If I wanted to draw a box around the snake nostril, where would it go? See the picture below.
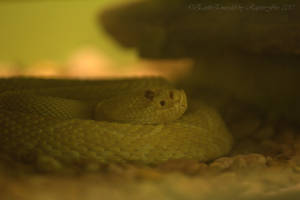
[144,90,155,100]
[160,100,165,106]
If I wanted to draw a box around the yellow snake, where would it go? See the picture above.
[0,77,233,168]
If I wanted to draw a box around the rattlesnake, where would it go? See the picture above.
[0,77,233,169]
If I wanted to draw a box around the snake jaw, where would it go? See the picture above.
[181,92,188,111]
[174,89,188,119]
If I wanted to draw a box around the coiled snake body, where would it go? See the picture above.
[0,77,233,168]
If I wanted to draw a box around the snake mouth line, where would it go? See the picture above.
[180,91,188,107]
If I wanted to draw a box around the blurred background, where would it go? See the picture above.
[0,0,192,79]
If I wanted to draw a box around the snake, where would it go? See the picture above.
[0,77,233,169]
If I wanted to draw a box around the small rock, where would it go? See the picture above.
[229,154,267,171]
[210,154,268,172]
[209,157,234,172]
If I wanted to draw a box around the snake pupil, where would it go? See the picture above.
[160,101,165,106]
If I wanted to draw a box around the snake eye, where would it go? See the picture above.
[160,100,165,106]
[144,90,155,100]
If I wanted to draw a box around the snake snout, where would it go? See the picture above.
[175,89,187,107]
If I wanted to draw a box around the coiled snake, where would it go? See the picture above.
[0,77,233,169]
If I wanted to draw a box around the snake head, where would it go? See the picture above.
[94,88,187,124]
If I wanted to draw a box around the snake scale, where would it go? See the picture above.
[0,77,233,169]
